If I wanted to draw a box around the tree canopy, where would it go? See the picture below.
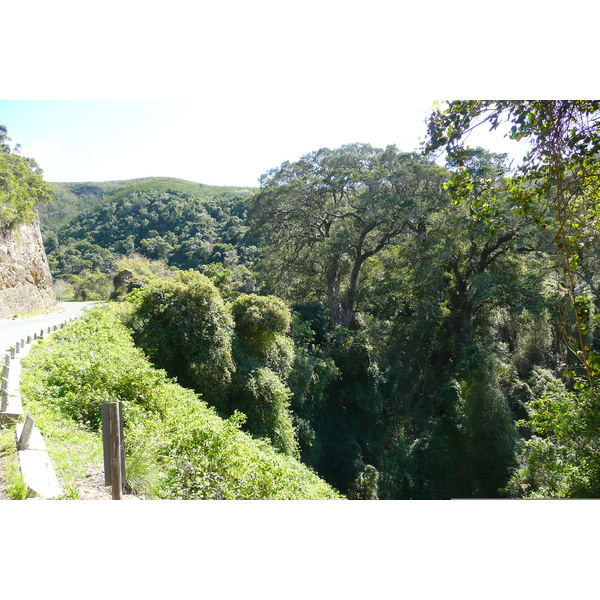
[0,124,52,227]
[425,100,600,383]
[248,143,449,327]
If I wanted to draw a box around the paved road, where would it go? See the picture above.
[0,302,97,353]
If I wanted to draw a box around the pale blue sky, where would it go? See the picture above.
[1,0,565,187]
[0,99,530,187]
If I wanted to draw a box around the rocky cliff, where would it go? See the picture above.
[0,215,56,318]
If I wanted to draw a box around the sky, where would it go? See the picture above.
[0,98,442,186]
[3,0,589,188]
[0,98,532,187]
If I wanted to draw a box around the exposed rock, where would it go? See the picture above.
[0,215,56,318]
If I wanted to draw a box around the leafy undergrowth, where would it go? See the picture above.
[20,305,343,499]
[0,427,29,499]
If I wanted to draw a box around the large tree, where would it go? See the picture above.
[0,124,52,227]
[424,100,600,498]
[425,100,600,381]
[248,143,449,327]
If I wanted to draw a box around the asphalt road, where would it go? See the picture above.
[0,302,97,353]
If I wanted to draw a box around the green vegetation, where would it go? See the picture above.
[10,100,600,499]
[0,125,52,228]
[43,177,257,300]
[0,427,29,499]
[425,100,600,497]
[249,144,449,327]
[20,306,342,499]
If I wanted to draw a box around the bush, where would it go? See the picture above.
[233,367,298,456]
[231,293,292,353]
[20,305,341,499]
[229,294,298,455]
[506,368,600,498]
[127,270,235,403]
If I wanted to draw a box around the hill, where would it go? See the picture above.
[41,177,256,235]
[42,177,258,299]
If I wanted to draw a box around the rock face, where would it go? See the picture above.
[0,215,56,318]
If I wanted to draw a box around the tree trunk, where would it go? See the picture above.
[326,260,342,326]
[448,279,475,359]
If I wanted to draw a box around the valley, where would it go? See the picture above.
[3,102,600,500]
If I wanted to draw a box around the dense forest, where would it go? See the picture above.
[5,100,600,499]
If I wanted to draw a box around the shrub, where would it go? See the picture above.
[231,293,292,354]
[127,270,235,403]
[229,294,298,455]
[20,305,342,499]
[232,367,298,456]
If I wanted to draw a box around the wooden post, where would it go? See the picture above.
[10,347,15,359]
[109,403,123,500]
[27,335,32,344]
[1,389,8,412]
[1,376,8,393]
[18,414,35,450]
[15,342,20,354]
[101,402,125,499]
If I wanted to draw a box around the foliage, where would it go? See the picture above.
[421,100,600,497]
[110,255,177,300]
[41,177,255,233]
[43,178,258,301]
[288,322,387,494]
[506,368,600,498]
[48,181,255,273]
[230,366,298,456]
[36,130,600,498]
[128,278,299,455]
[425,100,600,383]
[457,346,519,497]
[231,293,292,352]
[20,305,342,499]
[0,124,52,227]
[126,270,236,403]
[227,294,298,455]
[248,143,449,327]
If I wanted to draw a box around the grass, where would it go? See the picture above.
[11,306,62,319]
[15,387,106,500]
[0,425,29,499]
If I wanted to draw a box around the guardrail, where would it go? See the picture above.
[0,320,74,499]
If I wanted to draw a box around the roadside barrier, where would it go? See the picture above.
[0,321,73,499]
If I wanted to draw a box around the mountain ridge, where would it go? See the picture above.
[41,177,257,236]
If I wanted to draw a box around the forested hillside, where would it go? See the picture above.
[36,101,600,499]
[43,178,257,300]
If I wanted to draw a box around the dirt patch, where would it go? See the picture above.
[73,464,141,500]
[0,455,10,500]
[0,459,140,501]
